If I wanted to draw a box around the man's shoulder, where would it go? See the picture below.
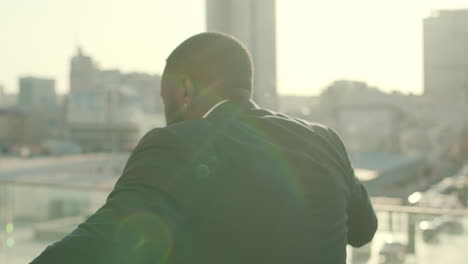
[163,119,213,136]
[269,111,347,152]
[138,119,214,150]
[269,111,334,137]
[295,116,345,149]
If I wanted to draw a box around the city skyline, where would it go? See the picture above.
[1,0,468,96]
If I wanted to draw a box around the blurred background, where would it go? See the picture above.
[1,0,468,263]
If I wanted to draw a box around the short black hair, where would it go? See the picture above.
[164,32,254,99]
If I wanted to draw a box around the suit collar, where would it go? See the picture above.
[202,99,229,118]
[204,99,259,121]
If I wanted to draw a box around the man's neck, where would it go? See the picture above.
[202,99,229,118]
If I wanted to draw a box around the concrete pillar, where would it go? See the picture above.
[407,213,416,254]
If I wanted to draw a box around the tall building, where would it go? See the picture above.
[70,47,96,92]
[206,0,277,110]
[0,84,5,107]
[424,10,468,100]
[18,77,60,143]
[0,108,27,149]
[18,76,57,110]
[67,47,163,151]
[122,73,163,113]
[320,80,404,153]
[66,88,142,151]
[69,47,162,114]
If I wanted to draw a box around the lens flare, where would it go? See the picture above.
[6,222,14,233]
[116,212,173,263]
[6,237,15,248]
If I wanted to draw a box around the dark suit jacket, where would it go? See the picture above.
[31,99,377,264]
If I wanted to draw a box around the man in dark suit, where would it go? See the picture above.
[31,32,377,264]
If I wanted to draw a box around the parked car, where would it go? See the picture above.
[420,217,464,243]
[419,220,440,243]
[437,217,464,234]
[378,241,406,264]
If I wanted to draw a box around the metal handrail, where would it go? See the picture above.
[374,204,468,216]
[1,180,467,216]
[0,179,113,192]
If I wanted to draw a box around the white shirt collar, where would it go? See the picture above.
[202,99,229,118]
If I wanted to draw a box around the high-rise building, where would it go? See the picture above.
[66,88,142,151]
[320,80,403,153]
[69,47,162,114]
[0,108,27,148]
[18,76,57,110]
[18,77,59,143]
[70,47,96,92]
[206,0,277,110]
[67,48,164,151]
[122,73,163,113]
[424,10,468,100]
[0,84,5,107]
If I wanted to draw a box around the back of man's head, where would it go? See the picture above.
[164,32,254,100]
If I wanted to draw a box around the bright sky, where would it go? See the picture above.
[1,0,467,96]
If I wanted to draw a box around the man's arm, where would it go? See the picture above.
[326,129,378,248]
[346,178,378,247]
[31,128,184,264]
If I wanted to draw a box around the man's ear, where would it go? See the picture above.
[172,75,194,109]
[180,76,195,107]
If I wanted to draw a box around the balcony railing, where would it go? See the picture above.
[0,180,467,264]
